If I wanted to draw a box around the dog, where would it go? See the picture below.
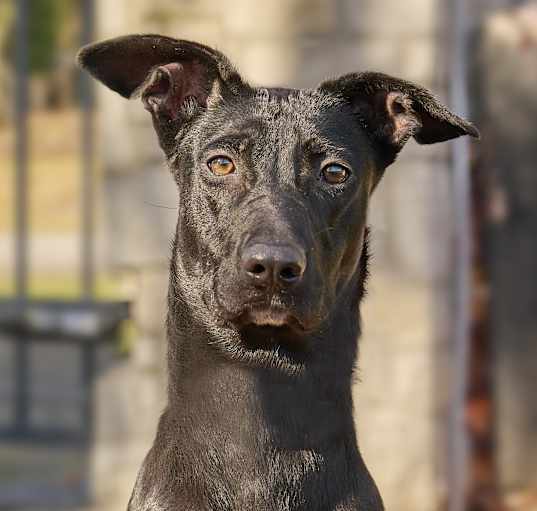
[78,34,478,511]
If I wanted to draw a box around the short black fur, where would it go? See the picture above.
[78,34,478,511]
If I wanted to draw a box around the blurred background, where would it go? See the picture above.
[0,1,536,510]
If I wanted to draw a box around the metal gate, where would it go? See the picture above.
[0,1,128,508]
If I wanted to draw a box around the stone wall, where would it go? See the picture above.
[92,1,454,510]
[95,0,452,280]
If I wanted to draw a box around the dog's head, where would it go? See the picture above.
[79,35,478,370]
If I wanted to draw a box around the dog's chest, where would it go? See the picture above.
[131,444,364,511]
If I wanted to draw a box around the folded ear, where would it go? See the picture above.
[77,34,246,156]
[319,72,479,167]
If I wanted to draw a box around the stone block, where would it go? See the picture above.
[379,154,453,283]
[91,350,165,508]
[97,88,164,174]
[294,39,363,86]
[356,270,441,511]
[223,0,337,38]
[368,177,393,268]
[354,36,437,85]
[132,268,170,343]
[234,39,303,86]
[343,0,438,37]
[103,166,177,268]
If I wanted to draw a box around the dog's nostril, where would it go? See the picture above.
[244,258,269,282]
[279,265,301,282]
[250,263,266,275]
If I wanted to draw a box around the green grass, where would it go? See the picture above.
[0,109,87,234]
[0,153,83,233]
[0,272,125,300]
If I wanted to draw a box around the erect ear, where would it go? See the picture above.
[77,34,247,156]
[319,72,479,167]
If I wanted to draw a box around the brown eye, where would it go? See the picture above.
[321,163,350,185]
[208,156,235,176]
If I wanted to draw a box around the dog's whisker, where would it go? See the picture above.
[143,200,178,210]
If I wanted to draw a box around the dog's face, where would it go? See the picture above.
[176,89,374,338]
[79,35,478,366]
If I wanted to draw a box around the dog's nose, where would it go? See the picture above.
[241,243,306,287]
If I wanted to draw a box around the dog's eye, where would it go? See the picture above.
[321,163,350,185]
[207,156,235,176]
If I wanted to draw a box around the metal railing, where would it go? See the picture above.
[0,0,129,506]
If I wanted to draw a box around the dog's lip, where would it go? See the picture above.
[237,307,306,332]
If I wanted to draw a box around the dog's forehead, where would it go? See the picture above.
[249,86,343,120]
[204,86,358,144]
[248,87,363,150]
[191,86,364,158]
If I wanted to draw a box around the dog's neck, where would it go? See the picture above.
[165,303,359,449]
[136,237,383,509]
[160,299,376,508]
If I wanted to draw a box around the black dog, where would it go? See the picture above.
[78,35,478,511]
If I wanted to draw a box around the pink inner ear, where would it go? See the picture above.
[142,61,208,121]
[385,91,421,146]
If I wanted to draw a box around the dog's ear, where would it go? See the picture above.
[77,34,247,156]
[319,72,479,167]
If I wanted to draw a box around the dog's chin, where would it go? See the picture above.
[233,307,310,352]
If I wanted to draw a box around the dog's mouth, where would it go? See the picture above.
[240,307,303,329]
[235,306,309,352]
[213,281,322,352]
